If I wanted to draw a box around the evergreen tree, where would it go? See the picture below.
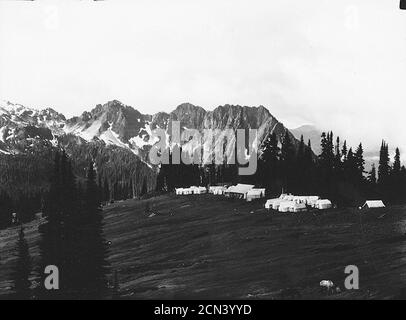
[335,137,341,161]
[368,164,377,185]
[318,132,335,197]
[345,148,358,183]
[75,161,108,298]
[378,140,390,185]
[390,148,402,203]
[334,137,342,172]
[141,178,148,196]
[295,135,306,193]
[103,177,110,203]
[85,161,100,212]
[393,148,401,175]
[304,140,315,194]
[0,191,13,228]
[280,131,295,192]
[355,143,365,184]
[259,132,280,194]
[38,150,67,299]
[341,141,348,163]
[12,227,32,300]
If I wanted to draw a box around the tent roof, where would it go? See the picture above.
[317,199,332,204]
[279,201,295,208]
[363,200,385,208]
[227,184,254,194]
[247,188,265,195]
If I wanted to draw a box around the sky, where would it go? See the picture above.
[0,0,405,154]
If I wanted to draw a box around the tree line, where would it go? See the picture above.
[259,131,406,205]
[9,150,111,299]
[0,141,154,230]
[156,130,406,206]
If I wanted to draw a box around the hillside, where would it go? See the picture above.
[1,194,406,299]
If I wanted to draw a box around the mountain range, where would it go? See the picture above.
[1,99,313,198]
[0,99,305,162]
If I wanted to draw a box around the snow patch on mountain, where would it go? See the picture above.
[99,128,129,149]
[129,122,158,149]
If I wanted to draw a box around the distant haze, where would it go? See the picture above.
[1,0,405,155]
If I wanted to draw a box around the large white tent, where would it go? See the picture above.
[246,188,266,201]
[225,184,254,199]
[360,200,386,209]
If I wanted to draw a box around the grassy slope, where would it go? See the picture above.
[1,194,406,299]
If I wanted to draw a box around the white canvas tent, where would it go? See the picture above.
[182,188,194,195]
[209,186,226,195]
[246,188,266,201]
[192,186,207,194]
[282,195,295,201]
[225,184,254,199]
[315,199,332,210]
[279,201,294,213]
[272,200,285,210]
[307,196,320,207]
[265,198,279,209]
[360,200,385,209]
[290,202,308,213]
[175,188,184,195]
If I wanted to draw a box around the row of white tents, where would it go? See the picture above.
[265,194,386,213]
[265,194,333,212]
[176,184,266,202]
[175,186,386,212]
[175,186,208,195]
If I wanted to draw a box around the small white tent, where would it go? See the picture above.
[247,188,266,201]
[360,200,386,209]
[182,188,194,195]
[265,198,279,209]
[192,186,207,194]
[175,188,184,195]
[209,186,226,195]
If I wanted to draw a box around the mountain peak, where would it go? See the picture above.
[292,124,318,133]
[1,98,311,163]
[173,103,206,114]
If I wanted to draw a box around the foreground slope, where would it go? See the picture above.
[1,195,406,299]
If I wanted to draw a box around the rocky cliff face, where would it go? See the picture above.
[0,99,306,161]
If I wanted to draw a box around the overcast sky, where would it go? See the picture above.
[0,0,405,153]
